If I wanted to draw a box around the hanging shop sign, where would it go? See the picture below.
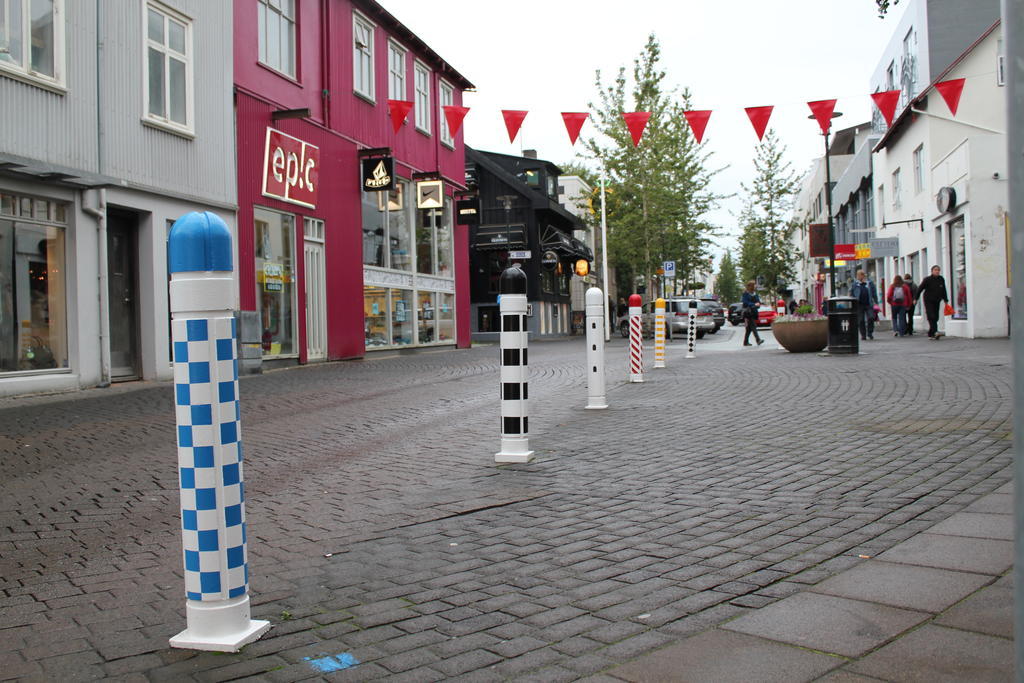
[855,243,872,259]
[833,243,857,260]
[541,250,559,271]
[361,156,394,192]
[416,180,444,209]
[869,237,900,258]
[455,195,480,225]
[808,224,830,257]
[262,127,320,208]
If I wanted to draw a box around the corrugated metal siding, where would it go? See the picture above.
[0,2,99,171]
[99,1,235,205]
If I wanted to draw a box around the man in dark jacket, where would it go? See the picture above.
[903,273,919,335]
[850,270,879,340]
[916,265,949,338]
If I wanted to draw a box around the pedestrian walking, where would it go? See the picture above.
[616,297,628,319]
[787,298,798,314]
[903,273,918,335]
[887,275,913,337]
[850,270,879,340]
[917,265,950,339]
[741,281,764,346]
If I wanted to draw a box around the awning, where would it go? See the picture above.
[472,223,527,250]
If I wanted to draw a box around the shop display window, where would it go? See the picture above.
[417,290,434,343]
[416,199,454,277]
[437,293,454,342]
[362,180,411,270]
[417,208,437,275]
[0,207,68,373]
[391,288,414,345]
[363,286,389,347]
[254,208,297,357]
[436,198,454,277]
[950,217,967,319]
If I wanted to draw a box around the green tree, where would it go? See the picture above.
[875,0,898,17]
[737,129,800,304]
[714,251,741,304]
[582,34,721,298]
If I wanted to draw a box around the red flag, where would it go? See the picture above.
[683,110,712,144]
[442,105,470,137]
[744,106,774,141]
[561,112,589,145]
[502,110,529,143]
[622,112,651,146]
[935,78,966,116]
[807,99,838,135]
[870,90,902,127]
[388,100,413,134]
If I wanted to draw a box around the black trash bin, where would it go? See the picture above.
[827,296,859,354]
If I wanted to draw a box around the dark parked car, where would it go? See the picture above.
[701,298,725,331]
[728,303,745,326]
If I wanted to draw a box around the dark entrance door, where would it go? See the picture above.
[107,210,139,380]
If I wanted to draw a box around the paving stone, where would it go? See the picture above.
[877,533,1013,575]
[609,628,841,683]
[926,512,1013,541]
[810,560,991,613]
[846,624,1012,682]
[935,584,1013,638]
[722,592,928,657]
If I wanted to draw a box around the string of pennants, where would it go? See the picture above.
[387,78,967,146]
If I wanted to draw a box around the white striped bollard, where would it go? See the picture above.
[495,265,534,463]
[585,287,608,409]
[628,294,643,382]
[686,299,698,359]
[653,297,666,369]
[168,212,270,651]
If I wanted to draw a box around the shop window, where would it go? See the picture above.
[486,252,507,294]
[950,217,967,319]
[416,199,453,277]
[0,193,68,373]
[362,180,411,271]
[0,0,64,89]
[417,208,437,275]
[437,292,454,342]
[145,3,192,133]
[391,288,414,345]
[437,198,453,277]
[478,305,499,333]
[541,269,555,294]
[363,286,388,347]
[257,0,295,78]
[417,290,434,344]
[254,208,297,357]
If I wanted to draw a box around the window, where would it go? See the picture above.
[145,3,192,132]
[257,0,295,78]
[891,169,902,210]
[0,0,64,88]
[353,12,374,100]
[361,180,411,270]
[886,61,896,90]
[998,39,1006,87]
[0,191,68,373]
[387,41,405,101]
[414,62,430,133]
[416,197,454,277]
[878,184,885,224]
[949,217,967,319]
[439,80,454,146]
[865,185,874,227]
[912,145,924,194]
[254,208,297,357]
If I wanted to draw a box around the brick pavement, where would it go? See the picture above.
[0,330,1013,681]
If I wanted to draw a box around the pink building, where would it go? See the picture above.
[234,0,474,370]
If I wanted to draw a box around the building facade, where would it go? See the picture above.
[467,149,590,341]
[234,0,473,369]
[557,174,597,333]
[0,1,236,397]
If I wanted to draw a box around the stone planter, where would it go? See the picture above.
[773,318,828,353]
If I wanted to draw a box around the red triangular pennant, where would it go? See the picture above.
[807,99,838,135]
[387,100,413,134]
[622,112,651,147]
[442,105,470,137]
[502,110,529,143]
[935,78,966,116]
[683,110,712,144]
[561,112,589,145]
[870,89,902,127]
[744,106,774,141]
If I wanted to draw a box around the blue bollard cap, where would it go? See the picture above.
[169,211,233,273]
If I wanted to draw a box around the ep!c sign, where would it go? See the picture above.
[262,127,319,208]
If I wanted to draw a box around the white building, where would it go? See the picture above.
[871,11,1007,337]
[558,175,598,330]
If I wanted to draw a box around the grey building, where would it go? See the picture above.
[0,1,235,397]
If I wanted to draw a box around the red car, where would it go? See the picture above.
[757,307,777,327]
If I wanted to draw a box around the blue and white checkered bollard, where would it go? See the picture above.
[167,212,270,652]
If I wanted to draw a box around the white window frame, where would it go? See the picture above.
[387,39,406,101]
[912,145,924,194]
[257,0,296,78]
[891,168,902,210]
[439,79,455,147]
[414,60,431,134]
[0,0,65,91]
[353,11,375,102]
[142,1,194,136]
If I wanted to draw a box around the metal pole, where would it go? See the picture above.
[1004,1,1023,678]
[824,130,837,298]
[600,175,611,341]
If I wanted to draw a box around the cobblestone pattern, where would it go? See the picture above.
[0,334,1012,680]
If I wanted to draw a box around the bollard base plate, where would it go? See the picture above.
[495,450,534,463]
[170,619,270,652]
[585,403,608,410]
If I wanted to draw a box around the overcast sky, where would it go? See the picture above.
[376,0,910,255]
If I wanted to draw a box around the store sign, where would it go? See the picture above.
[263,262,284,291]
[509,250,531,259]
[869,237,900,258]
[834,243,857,260]
[808,223,830,257]
[855,242,871,259]
[416,180,444,209]
[456,195,480,225]
[541,250,559,270]
[262,128,319,208]
[361,157,394,192]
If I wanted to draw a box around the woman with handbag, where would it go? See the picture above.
[916,265,949,339]
[741,281,764,347]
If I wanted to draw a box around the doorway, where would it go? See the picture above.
[107,210,140,380]
[303,218,327,361]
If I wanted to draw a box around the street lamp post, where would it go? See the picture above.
[600,175,610,341]
[811,111,843,299]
